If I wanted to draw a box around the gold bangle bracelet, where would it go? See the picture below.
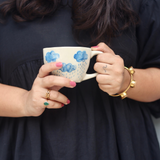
[110,66,136,99]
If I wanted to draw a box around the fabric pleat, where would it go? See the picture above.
[0,0,160,159]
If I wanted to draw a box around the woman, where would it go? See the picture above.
[0,0,160,159]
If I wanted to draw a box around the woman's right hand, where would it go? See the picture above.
[23,62,76,117]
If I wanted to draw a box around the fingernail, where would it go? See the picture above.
[56,62,63,67]
[67,99,70,104]
[70,81,76,87]
[91,46,99,48]
[64,99,70,105]
[61,104,65,107]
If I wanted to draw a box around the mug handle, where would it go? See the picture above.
[82,51,103,81]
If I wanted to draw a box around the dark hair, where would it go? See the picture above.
[0,0,139,45]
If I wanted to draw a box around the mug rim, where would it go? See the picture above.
[43,46,90,51]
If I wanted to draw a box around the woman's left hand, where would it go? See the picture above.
[92,42,129,95]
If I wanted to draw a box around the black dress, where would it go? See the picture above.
[0,0,160,159]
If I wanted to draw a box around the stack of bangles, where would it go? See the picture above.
[110,66,136,99]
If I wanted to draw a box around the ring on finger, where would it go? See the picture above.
[44,89,50,106]
[46,89,50,100]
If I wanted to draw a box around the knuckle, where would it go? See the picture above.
[99,42,106,47]
[33,79,39,86]
[98,84,103,90]
[39,65,45,74]
[94,63,98,71]
[115,55,124,64]
[96,74,101,82]
[96,74,106,83]
[96,54,102,61]
[52,92,60,100]
[119,59,124,66]
[115,54,121,58]
[98,84,107,93]
[111,50,114,54]
[114,68,123,75]
[43,76,53,85]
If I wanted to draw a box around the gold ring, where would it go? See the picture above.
[46,89,50,100]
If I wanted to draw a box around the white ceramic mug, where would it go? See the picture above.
[43,46,103,82]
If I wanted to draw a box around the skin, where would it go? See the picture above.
[92,42,160,102]
[0,62,76,117]
[0,42,160,117]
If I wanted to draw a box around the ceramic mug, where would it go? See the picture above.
[43,46,103,83]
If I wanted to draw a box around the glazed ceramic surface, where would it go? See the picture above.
[43,47,102,82]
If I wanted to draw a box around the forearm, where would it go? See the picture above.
[0,83,28,117]
[122,68,160,102]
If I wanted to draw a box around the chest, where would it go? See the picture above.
[0,9,138,81]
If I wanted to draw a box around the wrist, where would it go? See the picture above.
[110,66,136,99]
[20,91,31,117]
[118,67,131,93]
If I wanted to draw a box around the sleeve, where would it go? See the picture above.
[136,0,160,69]
[136,0,160,118]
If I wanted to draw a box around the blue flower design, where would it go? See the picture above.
[45,51,60,62]
[60,63,77,73]
[74,51,88,62]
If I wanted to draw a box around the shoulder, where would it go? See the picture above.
[129,0,143,13]
[130,0,160,15]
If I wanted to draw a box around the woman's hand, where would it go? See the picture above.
[23,62,76,117]
[92,42,130,95]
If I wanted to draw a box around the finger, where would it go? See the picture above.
[41,89,70,105]
[96,53,117,64]
[96,74,122,87]
[94,62,112,74]
[42,98,64,109]
[40,75,76,88]
[38,62,63,78]
[96,74,112,85]
[91,42,115,55]
[98,84,116,95]
[98,83,112,91]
